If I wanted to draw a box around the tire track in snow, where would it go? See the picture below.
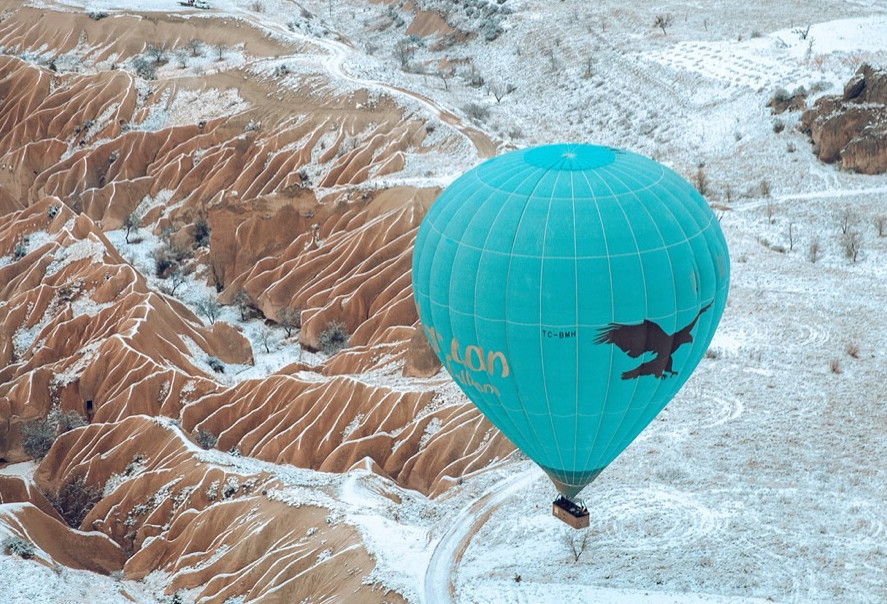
[423,467,540,604]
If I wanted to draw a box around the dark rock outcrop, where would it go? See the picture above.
[801,64,887,174]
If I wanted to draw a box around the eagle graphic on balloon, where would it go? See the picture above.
[412,144,729,527]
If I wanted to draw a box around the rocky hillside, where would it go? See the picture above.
[0,2,511,600]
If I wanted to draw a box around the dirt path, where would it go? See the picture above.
[233,8,498,160]
[423,467,541,604]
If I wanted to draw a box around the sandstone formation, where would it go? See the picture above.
[801,63,887,174]
[0,2,509,599]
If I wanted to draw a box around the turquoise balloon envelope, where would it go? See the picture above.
[412,144,729,499]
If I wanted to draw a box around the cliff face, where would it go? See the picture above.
[0,2,509,600]
[802,64,887,174]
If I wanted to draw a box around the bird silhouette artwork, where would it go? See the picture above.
[593,302,713,380]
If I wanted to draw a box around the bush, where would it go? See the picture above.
[207,356,225,373]
[87,10,108,21]
[193,217,211,247]
[479,17,503,41]
[20,409,87,459]
[463,102,490,122]
[48,474,102,528]
[194,429,218,449]
[132,57,156,80]
[153,246,176,277]
[13,239,27,260]
[3,537,36,559]
[318,321,349,355]
[278,307,301,337]
[196,296,222,325]
[153,243,191,278]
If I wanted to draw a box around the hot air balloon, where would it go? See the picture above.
[411,144,729,527]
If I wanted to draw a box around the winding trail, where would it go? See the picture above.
[234,8,497,160]
[423,466,541,604]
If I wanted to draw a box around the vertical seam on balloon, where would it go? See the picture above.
[450,159,538,448]
[585,163,671,469]
[575,167,616,485]
[582,163,647,473]
[466,162,553,462]
[601,167,712,463]
[498,164,563,474]
[538,164,570,486]
[569,169,580,485]
[599,163,680,462]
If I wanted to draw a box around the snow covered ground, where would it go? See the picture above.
[6,0,887,602]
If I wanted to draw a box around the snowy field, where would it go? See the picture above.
[6,0,887,602]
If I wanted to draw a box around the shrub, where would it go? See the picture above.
[48,474,102,528]
[132,57,156,80]
[694,167,709,196]
[278,307,301,337]
[463,102,490,122]
[653,14,673,35]
[846,341,860,358]
[3,537,36,559]
[152,246,176,277]
[207,356,225,373]
[318,321,349,355]
[841,231,861,262]
[187,38,203,57]
[153,243,191,278]
[146,44,167,64]
[87,10,108,21]
[124,213,140,244]
[770,87,791,104]
[193,217,211,247]
[196,296,222,325]
[20,409,86,459]
[808,238,820,263]
[194,429,218,449]
[479,17,503,41]
[13,239,27,260]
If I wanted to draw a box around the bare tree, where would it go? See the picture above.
[318,320,349,355]
[168,266,191,295]
[487,80,515,103]
[123,212,140,244]
[173,47,188,69]
[146,43,167,64]
[842,231,861,263]
[873,215,886,237]
[787,222,795,252]
[232,289,250,321]
[259,325,274,354]
[694,167,709,196]
[278,307,301,337]
[839,208,857,235]
[563,529,590,563]
[582,57,594,79]
[808,237,821,263]
[196,296,222,325]
[186,38,203,57]
[213,43,226,61]
[793,25,812,40]
[395,36,421,68]
[653,14,674,35]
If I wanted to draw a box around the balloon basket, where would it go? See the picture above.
[552,496,589,529]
